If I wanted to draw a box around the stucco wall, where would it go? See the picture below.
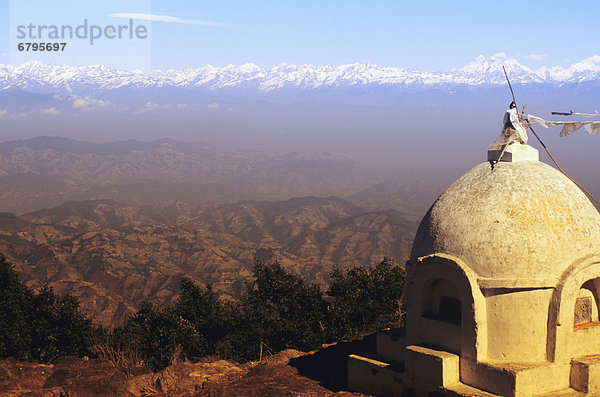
[483,288,553,362]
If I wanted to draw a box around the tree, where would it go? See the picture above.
[238,261,329,356]
[29,286,95,362]
[1,253,407,368]
[112,300,205,371]
[0,256,34,360]
[173,278,236,357]
[0,255,96,363]
[327,257,405,339]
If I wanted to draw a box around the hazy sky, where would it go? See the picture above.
[1,1,599,197]
[2,0,600,70]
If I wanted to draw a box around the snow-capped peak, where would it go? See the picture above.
[1,55,599,94]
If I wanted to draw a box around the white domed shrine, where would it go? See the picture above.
[348,142,600,396]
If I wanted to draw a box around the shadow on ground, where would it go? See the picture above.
[289,333,376,391]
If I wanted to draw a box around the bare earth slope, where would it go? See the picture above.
[0,136,431,327]
[0,347,369,397]
[0,198,417,327]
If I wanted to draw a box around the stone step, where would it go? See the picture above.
[348,353,405,397]
[570,354,600,394]
[445,381,501,397]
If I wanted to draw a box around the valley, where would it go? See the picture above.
[0,136,437,327]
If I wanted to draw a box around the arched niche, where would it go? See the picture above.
[548,255,600,362]
[404,253,487,361]
[421,278,462,326]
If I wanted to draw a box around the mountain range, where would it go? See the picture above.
[0,197,418,327]
[1,55,600,95]
[0,136,388,215]
[0,136,434,326]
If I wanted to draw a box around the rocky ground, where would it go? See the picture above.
[0,339,373,397]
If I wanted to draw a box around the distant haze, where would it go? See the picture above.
[1,55,599,193]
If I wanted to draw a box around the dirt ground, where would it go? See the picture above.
[0,337,374,397]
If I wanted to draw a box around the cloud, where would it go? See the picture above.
[109,13,235,28]
[134,102,211,114]
[134,101,160,114]
[492,52,507,59]
[1,53,7,57]
[522,54,547,61]
[72,96,112,112]
[41,107,61,115]
[0,109,41,119]
[134,101,174,114]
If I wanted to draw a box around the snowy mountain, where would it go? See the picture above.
[1,55,600,95]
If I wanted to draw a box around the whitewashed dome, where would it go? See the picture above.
[410,158,600,287]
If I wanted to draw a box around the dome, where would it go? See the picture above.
[410,160,600,287]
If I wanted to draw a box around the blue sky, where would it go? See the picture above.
[2,0,600,71]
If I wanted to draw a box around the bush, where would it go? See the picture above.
[107,278,237,370]
[1,253,406,368]
[29,286,95,362]
[327,257,405,339]
[0,256,95,363]
[111,300,205,371]
[173,278,236,357]
[0,256,34,360]
[239,262,329,355]
[176,261,331,362]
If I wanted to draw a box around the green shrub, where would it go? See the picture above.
[234,261,329,359]
[29,286,95,362]
[173,278,236,357]
[0,256,95,363]
[327,257,405,339]
[0,256,34,360]
[1,253,406,368]
[112,300,205,371]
